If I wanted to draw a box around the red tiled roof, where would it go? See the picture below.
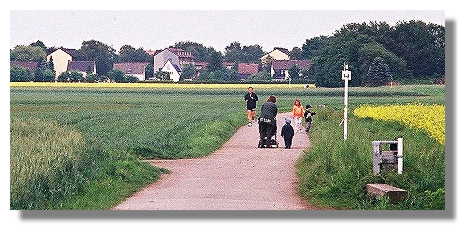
[194,62,208,70]
[10,61,39,71]
[168,47,194,59]
[272,60,311,70]
[237,63,259,75]
[113,62,149,75]
[59,48,80,58]
[67,61,95,73]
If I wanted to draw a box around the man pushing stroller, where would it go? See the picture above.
[258,96,278,148]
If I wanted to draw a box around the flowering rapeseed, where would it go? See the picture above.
[353,104,445,144]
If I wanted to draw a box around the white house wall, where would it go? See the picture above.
[47,49,72,79]
[161,61,180,82]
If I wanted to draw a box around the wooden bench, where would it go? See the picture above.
[366,183,407,203]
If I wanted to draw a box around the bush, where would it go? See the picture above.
[250,71,272,80]
[125,75,139,83]
[154,71,171,81]
[57,71,85,82]
[107,69,126,83]
[34,68,55,82]
[85,73,99,83]
[199,68,238,81]
[10,66,34,82]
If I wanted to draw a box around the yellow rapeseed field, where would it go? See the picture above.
[10,82,311,89]
[353,104,445,144]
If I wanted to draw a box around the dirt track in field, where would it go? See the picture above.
[114,113,316,210]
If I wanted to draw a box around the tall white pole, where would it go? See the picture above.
[344,79,348,140]
[342,64,351,140]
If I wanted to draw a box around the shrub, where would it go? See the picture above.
[107,69,127,83]
[34,68,55,82]
[154,71,171,81]
[10,66,34,82]
[57,71,85,82]
[85,73,99,83]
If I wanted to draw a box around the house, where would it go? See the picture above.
[154,48,180,73]
[10,61,39,72]
[113,62,149,81]
[145,49,156,56]
[260,47,290,64]
[237,63,259,79]
[271,60,311,80]
[194,61,208,71]
[168,47,195,66]
[223,62,236,70]
[67,61,96,77]
[47,48,80,78]
[161,60,181,82]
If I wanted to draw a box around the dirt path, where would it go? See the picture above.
[114,113,315,210]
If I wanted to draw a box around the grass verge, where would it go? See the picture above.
[10,119,166,210]
[297,107,445,209]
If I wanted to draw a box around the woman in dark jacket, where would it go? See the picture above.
[258,96,278,146]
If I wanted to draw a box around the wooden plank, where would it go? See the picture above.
[366,183,407,203]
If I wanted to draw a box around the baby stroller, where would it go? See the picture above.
[257,118,279,148]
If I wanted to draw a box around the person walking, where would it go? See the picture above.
[291,99,305,132]
[303,104,316,133]
[244,87,258,127]
[281,118,295,149]
[258,96,278,147]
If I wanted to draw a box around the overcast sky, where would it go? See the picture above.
[10,11,444,52]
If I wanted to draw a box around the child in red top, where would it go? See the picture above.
[291,99,305,132]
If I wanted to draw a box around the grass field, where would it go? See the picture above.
[10,83,446,209]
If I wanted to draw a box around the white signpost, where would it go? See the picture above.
[342,64,351,140]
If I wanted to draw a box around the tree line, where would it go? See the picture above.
[10,20,445,86]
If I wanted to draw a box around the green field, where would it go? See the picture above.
[10,84,445,209]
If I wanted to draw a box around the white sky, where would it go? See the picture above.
[10,11,444,52]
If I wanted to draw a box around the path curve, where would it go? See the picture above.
[114,113,315,210]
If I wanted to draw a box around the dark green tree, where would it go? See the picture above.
[207,51,223,72]
[29,40,47,52]
[145,64,154,79]
[290,47,304,60]
[365,57,392,86]
[10,45,47,62]
[180,64,197,80]
[117,45,151,62]
[77,40,117,75]
[288,65,301,81]
[302,36,330,60]
[10,66,34,82]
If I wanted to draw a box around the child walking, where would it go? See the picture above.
[291,99,305,132]
[303,104,316,133]
[281,118,295,149]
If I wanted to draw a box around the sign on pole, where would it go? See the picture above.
[341,64,351,140]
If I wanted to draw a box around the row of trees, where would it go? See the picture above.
[298,20,445,87]
[10,20,445,86]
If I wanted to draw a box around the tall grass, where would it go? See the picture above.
[10,119,164,210]
[10,120,85,209]
[297,107,445,209]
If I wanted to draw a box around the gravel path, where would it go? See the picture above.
[114,113,315,210]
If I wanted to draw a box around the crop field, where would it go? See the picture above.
[10,83,446,209]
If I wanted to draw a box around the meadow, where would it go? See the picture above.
[10,83,446,209]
